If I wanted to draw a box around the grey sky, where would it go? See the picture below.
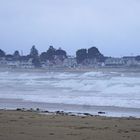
[0,0,140,57]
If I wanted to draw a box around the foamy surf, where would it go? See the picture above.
[0,70,140,117]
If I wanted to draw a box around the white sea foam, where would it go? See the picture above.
[0,71,140,109]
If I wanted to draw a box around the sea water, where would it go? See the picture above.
[0,70,140,117]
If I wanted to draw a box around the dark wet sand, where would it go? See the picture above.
[0,110,140,140]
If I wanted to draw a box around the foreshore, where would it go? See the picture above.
[1,98,140,118]
[0,109,140,140]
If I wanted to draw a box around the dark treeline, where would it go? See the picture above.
[0,46,68,67]
[1,45,140,68]
[76,47,105,64]
[4,45,139,67]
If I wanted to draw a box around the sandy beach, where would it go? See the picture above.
[0,110,140,140]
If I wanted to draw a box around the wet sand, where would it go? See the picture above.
[0,110,140,140]
[1,98,140,118]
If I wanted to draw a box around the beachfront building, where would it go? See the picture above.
[87,58,97,66]
[19,58,34,69]
[123,56,138,66]
[41,60,49,68]
[7,61,20,68]
[105,57,125,67]
[0,57,34,69]
[63,56,77,68]
[85,58,104,68]
[54,55,64,66]
[0,57,7,66]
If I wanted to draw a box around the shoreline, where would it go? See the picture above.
[0,110,140,140]
[1,98,140,118]
[0,108,139,119]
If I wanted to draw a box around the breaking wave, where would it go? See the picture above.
[0,70,140,109]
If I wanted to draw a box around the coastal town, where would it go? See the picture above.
[0,45,140,69]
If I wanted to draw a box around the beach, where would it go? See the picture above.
[0,110,140,140]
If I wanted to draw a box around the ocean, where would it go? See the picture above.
[0,69,140,117]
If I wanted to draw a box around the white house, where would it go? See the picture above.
[105,57,125,66]
[19,59,34,69]
[63,56,77,68]
[123,56,137,66]
[0,57,7,66]
[7,61,20,68]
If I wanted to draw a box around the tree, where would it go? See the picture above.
[30,45,39,58]
[13,50,20,60]
[88,47,100,59]
[56,48,67,56]
[29,45,41,67]
[87,47,104,62]
[0,49,5,57]
[40,52,48,62]
[20,55,29,61]
[32,57,41,68]
[46,46,56,61]
[5,54,13,61]
[55,48,67,61]
[135,56,140,61]
[76,49,87,64]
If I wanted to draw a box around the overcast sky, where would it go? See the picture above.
[0,0,140,57]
